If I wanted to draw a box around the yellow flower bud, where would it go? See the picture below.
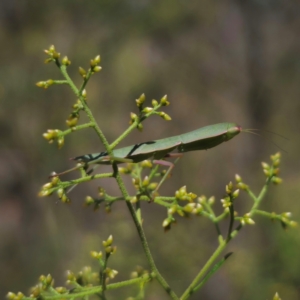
[160,95,170,106]
[94,55,101,64]
[137,123,143,131]
[162,218,171,228]
[79,67,86,77]
[82,89,87,98]
[93,66,102,72]
[36,81,46,88]
[85,196,94,205]
[261,162,270,169]
[57,137,64,149]
[6,292,16,300]
[152,99,158,107]
[103,235,113,247]
[232,189,240,199]
[142,176,150,187]
[66,117,78,128]
[235,174,242,182]
[142,107,153,113]
[62,56,71,66]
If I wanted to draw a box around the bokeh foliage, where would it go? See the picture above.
[1,1,300,299]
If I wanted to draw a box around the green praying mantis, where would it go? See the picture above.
[73,122,241,164]
[53,122,241,194]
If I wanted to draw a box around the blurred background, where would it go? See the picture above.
[1,0,299,299]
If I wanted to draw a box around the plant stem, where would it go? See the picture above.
[58,62,178,298]
[41,273,152,299]
[250,177,271,212]
[181,218,244,300]
[180,240,227,300]
[112,164,179,300]
[60,122,94,136]
[58,64,111,152]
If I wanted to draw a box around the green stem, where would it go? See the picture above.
[214,210,229,222]
[253,209,274,218]
[58,64,111,152]
[250,177,272,213]
[110,120,139,149]
[100,254,108,299]
[244,174,273,208]
[48,173,113,193]
[57,61,177,298]
[226,196,235,241]
[58,64,79,96]
[109,104,163,150]
[192,252,233,294]
[180,240,227,300]
[40,274,152,299]
[59,122,94,136]
[53,80,68,85]
[180,220,243,300]
[112,164,178,300]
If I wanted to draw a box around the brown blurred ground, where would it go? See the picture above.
[0,1,299,299]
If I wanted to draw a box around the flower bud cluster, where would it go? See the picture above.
[84,187,108,211]
[96,236,118,281]
[162,186,202,230]
[43,274,54,285]
[133,94,171,130]
[103,235,117,255]
[62,56,71,66]
[55,286,67,294]
[118,162,134,174]
[235,174,249,190]
[90,250,103,260]
[36,79,54,89]
[175,186,197,202]
[57,188,70,203]
[140,160,153,168]
[130,266,149,279]
[220,181,239,208]
[38,176,60,198]
[90,55,102,73]
[241,213,255,225]
[78,55,101,78]
[273,292,281,300]
[159,111,172,121]
[129,111,143,131]
[73,99,84,110]
[24,274,54,298]
[162,216,176,231]
[44,45,60,63]
[66,113,79,128]
[66,270,76,283]
[6,292,25,300]
[279,212,297,228]
[262,152,282,184]
[131,174,158,197]
[66,266,100,286]
[132,178,140,190]
[160,95,170,106]
[105,268,118,279]
[42,129,64,149]
[198,195,215,205]
[65,99,85,129]
[135,93,146,108]
[220,197,231,209]
[85,195,95,206]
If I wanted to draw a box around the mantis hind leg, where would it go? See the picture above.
[152,153,183,196]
